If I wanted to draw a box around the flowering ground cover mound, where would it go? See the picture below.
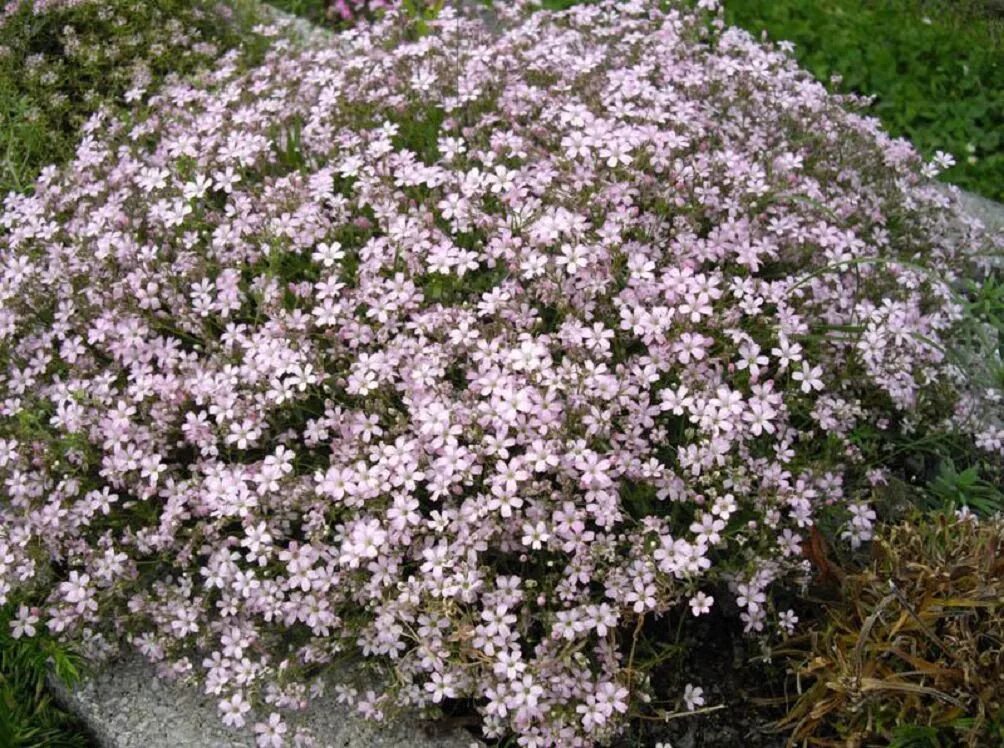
[1,0,1002,745]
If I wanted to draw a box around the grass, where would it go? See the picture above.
[268,0,330,23]
[775,513,1004,746]
[0,607,92,747]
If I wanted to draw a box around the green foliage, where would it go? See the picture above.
[539,0,585,9]
[776,514,1004,747]
[0,0,262,194]
[269,0,444,29]
[925,459,1004,515]
[724,0,1004,201]
[268,0,329,24]
[401,0,444,35]
[0,607,91,747]
[888,723,942,748]
[881,255,1004,518]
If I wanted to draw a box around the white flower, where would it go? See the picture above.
[9,605,39,639]
[521,521,551,549]
[792,361,824,394]
[778,609,799,634]
[219,692,251,728]
[683,683,705,711]
[688,592,714,617]
[254,713,287,748]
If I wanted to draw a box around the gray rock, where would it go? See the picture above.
[255,1,333,44]
[458,0,500,32]
[49,653,479,748]
[955,187,1004,236]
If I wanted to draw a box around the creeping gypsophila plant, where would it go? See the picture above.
[270,0,397,27]
[1,0,1002,745]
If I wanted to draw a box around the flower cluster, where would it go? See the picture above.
[1,0,87,22]
[1,0,1001,745]
[326,0,394,23]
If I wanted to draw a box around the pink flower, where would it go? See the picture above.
[9,605,39,639]
[254,713,287,748]
[689,592,714,617]
[219,692,251,728]
[683,683,705,711]
[792,362,825,394]
[2,0,1000,743]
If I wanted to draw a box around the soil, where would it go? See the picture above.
[626,607,792,748]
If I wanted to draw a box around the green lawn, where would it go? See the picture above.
[268,0,330,23]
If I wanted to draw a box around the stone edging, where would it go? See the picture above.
[952,187,1004,236]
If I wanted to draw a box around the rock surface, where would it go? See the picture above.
[49,653,478,748]
[955,187,1004,236]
